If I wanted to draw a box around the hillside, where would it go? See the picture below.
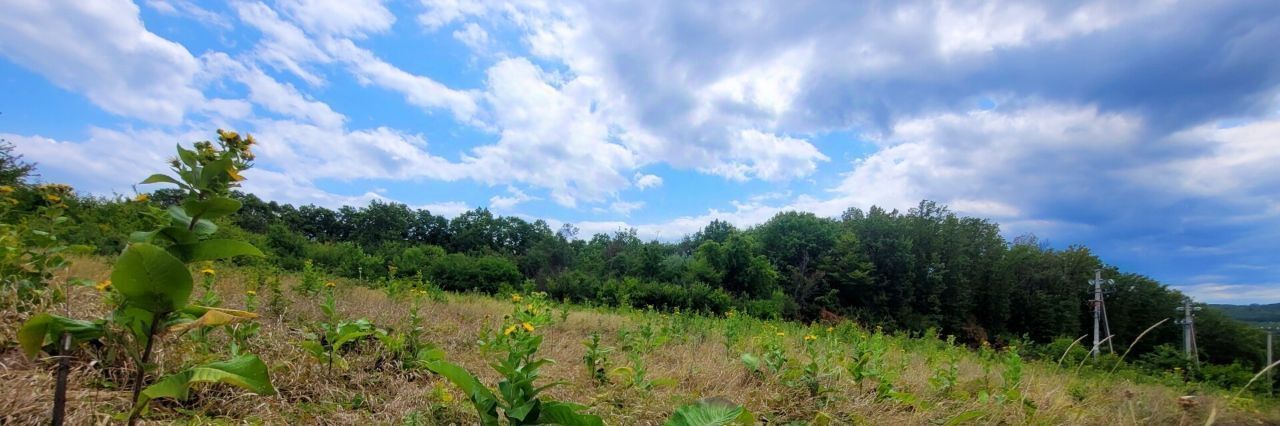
[2,257,1277,424]
[1213,304,1280,327]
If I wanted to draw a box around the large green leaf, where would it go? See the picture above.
[133,354,276,415]
[425,360,500,425]
[169,239,263,263]
[536,401,605,426]
[111,243,193,314]
[182,196,241,221]
[140,173,183,187]
[167,206,217,235]
[18,313,105,358]
[199,157,232,188]
[665,397,754,426]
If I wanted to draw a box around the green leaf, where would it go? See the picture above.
[167,206,217,235]
[425,360,500,423]
[169,239,263,263]
[739,353,760,372]
[665,397,753,426]
[199,157,232,188]
[140,174,182,187]
[536,401,605,426]
[182,196,241,221]
[111,243,193,314]
[176,145,198,168]
[18,313,105,358]
[133,354,275,416]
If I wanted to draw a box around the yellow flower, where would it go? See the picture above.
[246,290,257,296]
[522,322,535,332]
[525,303,535,312]
[511,294,523,303]
[0,185,13,194]
[325,281,336,288]
[504,324,518,336]
[804,334,817,341]
[134,193,150,202]
[200,268,216,276]
[45,194,61,203]
[227,167,245,182]
[825,327,835,333]
[94,279,111,291]
[776,332,786,337]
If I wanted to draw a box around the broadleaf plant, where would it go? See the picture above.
[18,129,274,425]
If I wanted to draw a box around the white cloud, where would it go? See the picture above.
[1175,283,1280,305]
[0,0,205,124]
[235,1,332,86]
[488,186,537,210]
[202,53,346,129]
[464,57,637,206]
[145,0,232,28]
[453,22,491,52]
[415,201,471,218]
[702,129,828,181]
[326,38,479,121]
[417,0,495,30]
[634,173,662,190]
[5,127,205,193]
[280,0,395,38]
[608,200,644,216]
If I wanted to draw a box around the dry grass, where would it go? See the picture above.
[2,257,1278,425]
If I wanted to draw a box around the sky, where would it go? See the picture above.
[0,0,1277,304]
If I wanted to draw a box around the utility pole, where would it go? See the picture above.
[1088,269,1115,357]
[1175,298,1202,367]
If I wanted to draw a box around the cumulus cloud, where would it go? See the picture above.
[489,186,537,210]
[0,0,205,124]
[634,173,663,190]
[463,57,637,206]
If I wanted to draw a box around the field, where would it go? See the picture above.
[3,257,1277,425]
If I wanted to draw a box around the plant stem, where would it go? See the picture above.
[51,333,70,426]
[127,313,163,425]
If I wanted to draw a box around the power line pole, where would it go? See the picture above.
[1088,269,1115,357]
[1175,298,1201,367]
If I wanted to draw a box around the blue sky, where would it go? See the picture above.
[1,0,1278,303]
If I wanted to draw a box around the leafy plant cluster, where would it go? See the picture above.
[17,130,276,424]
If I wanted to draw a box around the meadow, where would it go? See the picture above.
[3,133,1278,425]
[2,256,1277,425]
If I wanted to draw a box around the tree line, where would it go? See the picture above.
[0,141,1265,384]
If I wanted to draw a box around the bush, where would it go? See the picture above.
[428,253,521,293]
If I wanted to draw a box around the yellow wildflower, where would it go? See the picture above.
[45,194,61,203]
[95,279,111,291]
[200,268,216,276]
[511,294,523,303]
[325,281,336,288]
[134,193,150,202]
[504,324,518,336]
[246,290,257,296]
[522,322,535,332]
[227,167,245,182]
[526,303,535,312]
[0,185,13,194]
[776,332,786,337]
[825,326,835,333]
[804,334,817,342]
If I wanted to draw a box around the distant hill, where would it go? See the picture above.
[1211,303,1280,327]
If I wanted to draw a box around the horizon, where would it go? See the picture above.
[1,0,1278,304]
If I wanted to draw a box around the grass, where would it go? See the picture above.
[2,257,1278,425]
